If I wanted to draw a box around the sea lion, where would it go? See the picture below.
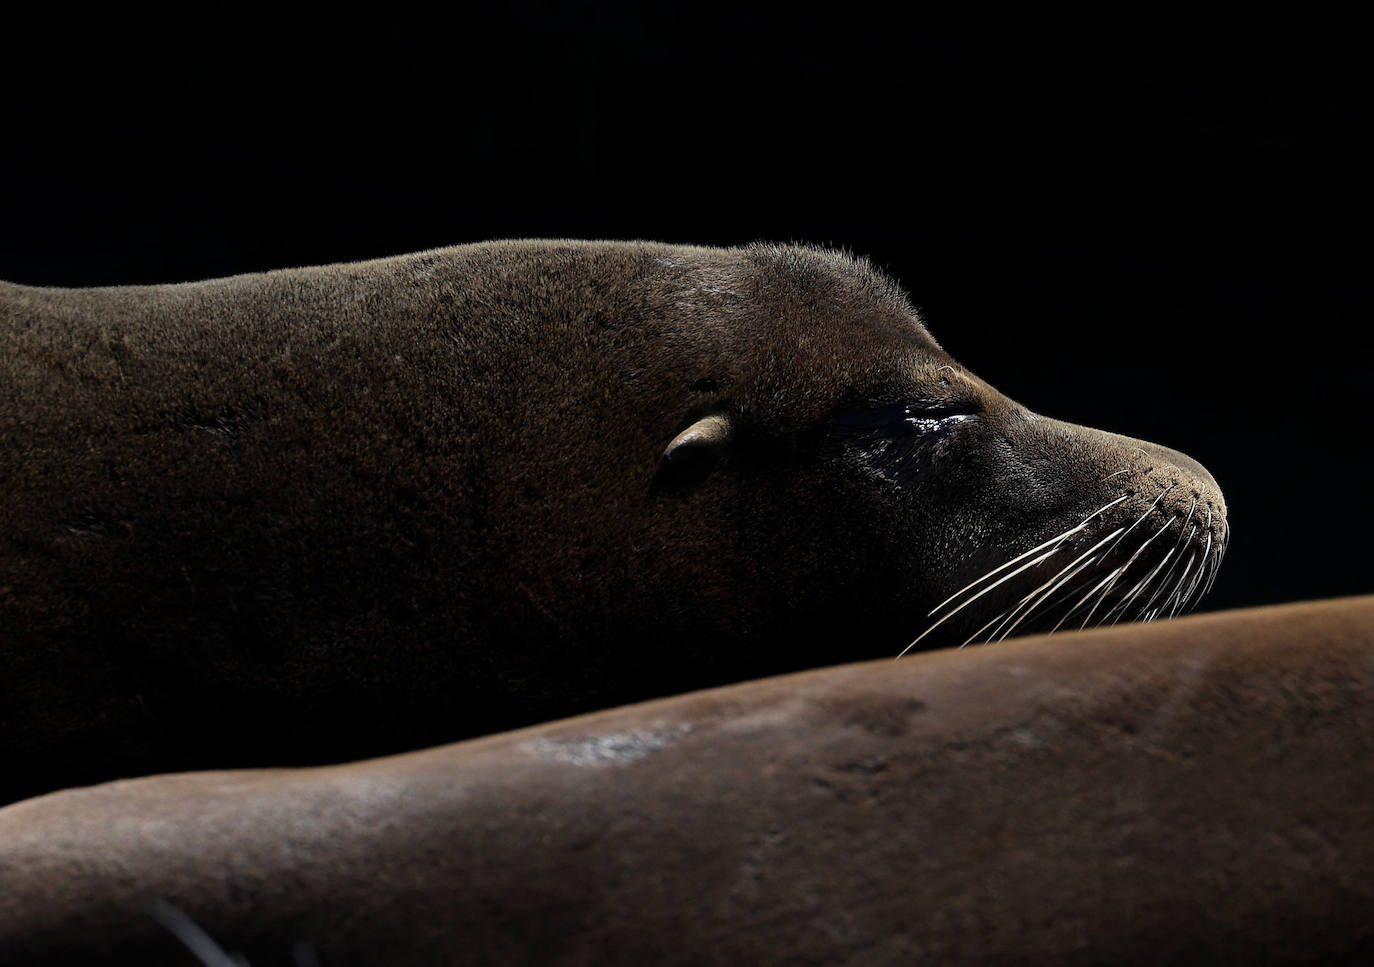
[2,597,1370,966]
[0,240,1226,803]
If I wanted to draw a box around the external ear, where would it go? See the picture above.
[655,413,733,492]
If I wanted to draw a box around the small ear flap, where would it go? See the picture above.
[655,413,733,492]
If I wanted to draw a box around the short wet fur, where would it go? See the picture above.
[0,240,1226,802]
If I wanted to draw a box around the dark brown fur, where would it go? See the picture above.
[0,241,1225,803]
[2,597,1370,966]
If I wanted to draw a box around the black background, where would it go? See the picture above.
[3,5,1368,616]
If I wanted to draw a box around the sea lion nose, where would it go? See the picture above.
[1125,438,1227,531]
[1024,415,1228,549]
[1130,439,1219,497]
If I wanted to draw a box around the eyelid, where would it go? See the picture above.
[831,399,977,431]
[905,411,976,431]
[825,399,977,486]
[902,398,976,419]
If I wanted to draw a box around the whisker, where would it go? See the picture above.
[994,505,1165,642]
[901,494,1139,656]
[1149,499,1196,597]
[924,494,1131,618]
[1138,521,1196,618]
[1103,485,1175,558]
[1102,517,1179,624]
[1078,568,1128,631]
[989,546,1113,642]
[1177,497,1197,543]
[1086,511,1179,627]
[1129,545,1180,621]
[899,547,1062,657]
[1165,552,1198,618]
[1200,539,1224,600]
[901,489,1229,658]
[1005,524,1126,629]
[1181,530,1212,608]
[1198,508,1224,602]
[1049,566,1124,634]
[1155,533,1197,618]
[958,600,1021,649]
[987,564,1098,643]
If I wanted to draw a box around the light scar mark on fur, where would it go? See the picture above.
[524,724,693,767]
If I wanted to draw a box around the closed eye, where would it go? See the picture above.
[830,400,977,434]
[827,400,978,483]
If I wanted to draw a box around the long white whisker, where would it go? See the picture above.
[1180,496,1197,532]
[898,547,1061,657]
[1201,539,1224,600]
[987,548,1110,643]
[991,524,1131,641]
[1166,552,1199,618]
[1129,545,1180,621]
[959,601,1022,649]
[1154,541,1198,615]
[1087,511,1180,627]
[1102,517,1178,623]
[1200,510,1227,602]
[925,494,1131,617]
[1139,519,1196,618]
[1024,524,1128,622]
[1051,566,1125,634]
[1181,530,1212,608]
[1103,485,1175,558]
[1079,567,1130,629]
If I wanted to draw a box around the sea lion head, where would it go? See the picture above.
[558,243,1229,670]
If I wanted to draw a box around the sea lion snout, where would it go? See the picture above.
[894,390,1228,652]
[1066,423,1229,554]
[1126,437,1227,521]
